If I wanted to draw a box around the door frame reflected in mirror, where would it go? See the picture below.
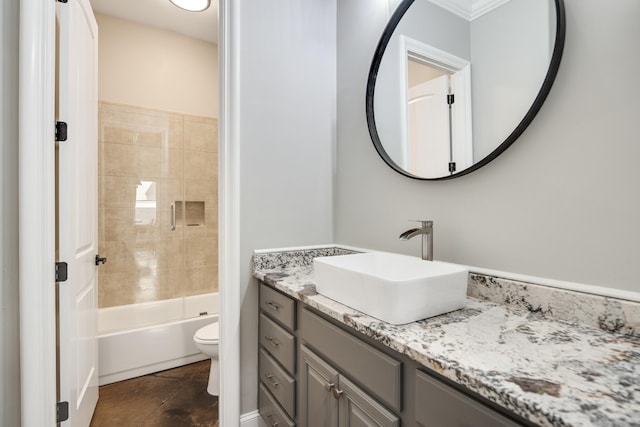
[400,35,473,177]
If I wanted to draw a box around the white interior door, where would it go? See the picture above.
[57,0,99,425]
[407,75,450,178]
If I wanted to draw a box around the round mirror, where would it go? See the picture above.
[366,0,565,180]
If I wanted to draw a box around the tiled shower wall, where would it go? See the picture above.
[98,102,218,308]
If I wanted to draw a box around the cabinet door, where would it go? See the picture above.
[415,370,522,427]
[338,376,399,427]
[300,345,339,427]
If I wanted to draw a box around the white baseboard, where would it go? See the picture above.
[240,410,265,427]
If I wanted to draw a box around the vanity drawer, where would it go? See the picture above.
[259,383,295,427]
[259,348,296,418]
[300,308,402,412]
[260,283,296,331]
[260,313,296,373]
[415,370,522,427]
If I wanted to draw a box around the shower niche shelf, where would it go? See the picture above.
[175,201,206,227]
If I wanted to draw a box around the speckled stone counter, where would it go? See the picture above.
[253,247,640,427]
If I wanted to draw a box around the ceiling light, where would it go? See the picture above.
[169,0,211,12]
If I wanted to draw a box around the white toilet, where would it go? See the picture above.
[193,321,220,396]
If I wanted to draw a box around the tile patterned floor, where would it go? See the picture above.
[90,361,219,427]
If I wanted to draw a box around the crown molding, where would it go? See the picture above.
[428,0,510,21]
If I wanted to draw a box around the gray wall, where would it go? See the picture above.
[336,0,640,293]
[0,0,21,426]
[237,0,336,412]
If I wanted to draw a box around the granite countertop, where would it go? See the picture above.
[253,248,640,427]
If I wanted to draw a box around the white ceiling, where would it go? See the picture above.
[90,0,218,44]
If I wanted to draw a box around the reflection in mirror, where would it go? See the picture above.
[403,38,473,177]
[407,61,455,177]
[368,0,565,180]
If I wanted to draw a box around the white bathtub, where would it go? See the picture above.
[98,293,219,385]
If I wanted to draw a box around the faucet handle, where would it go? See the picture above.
[411,220,433,228]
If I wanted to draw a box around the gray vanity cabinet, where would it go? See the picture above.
[299,308,400,427]
[259,283,297,426]
[258,281,529,427]
[300,345,399,427]
[415,370,521,427]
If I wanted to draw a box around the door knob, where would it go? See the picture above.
[95,255,107,266]
[332,388,343,400]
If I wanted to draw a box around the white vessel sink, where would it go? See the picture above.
[313,252,468,325]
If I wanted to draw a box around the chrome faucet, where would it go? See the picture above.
[399,220,433,261]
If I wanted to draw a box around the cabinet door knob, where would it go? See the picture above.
[324,382,335,392]
[265,373,279,388]
[264,335,281,347]
[332,388,344,400]
[265,301,280,311]
[266,413,279,427]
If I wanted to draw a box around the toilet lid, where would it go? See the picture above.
[195,322,219,342]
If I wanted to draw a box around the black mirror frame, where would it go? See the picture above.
[366,0,566,180]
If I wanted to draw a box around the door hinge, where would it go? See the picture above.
[55,121,68,142]
[448,162,457,173]
[447,94,455,105]
[57,401,69,422]
[55,262,68,282]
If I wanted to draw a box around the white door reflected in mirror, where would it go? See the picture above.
[405,56,472,177]
[407,72,450,176]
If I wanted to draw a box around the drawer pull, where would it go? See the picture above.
[324,382,335,392]
[265,301,281,311]
[332,388,344,400]
[265,335,281,348]
[265,373,280,388]
[266,413,280,427]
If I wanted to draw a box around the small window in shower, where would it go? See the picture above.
[135,180,157,225]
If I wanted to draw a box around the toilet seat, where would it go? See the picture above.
[194,322,219,343]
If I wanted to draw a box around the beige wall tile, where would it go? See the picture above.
[135,130,163,147]
[204,202,218,230]
[184,178,216,203]
[184,150,216,181]
[154,268,186,301]
[98,270,142,307]
[184,116,218,153]
[99,266,186,308]
[100,102,184,149]
[99,175,138,209]
[139,147,183,179]
[185,265,218,296]
[98,240,138,277]
[184,236,217,269]
[101,142,139,177]
[134,223,163,242]
[153,239,184,272]
[128,112,183,150]
[98,102,218,309]
[102,207,137,241]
